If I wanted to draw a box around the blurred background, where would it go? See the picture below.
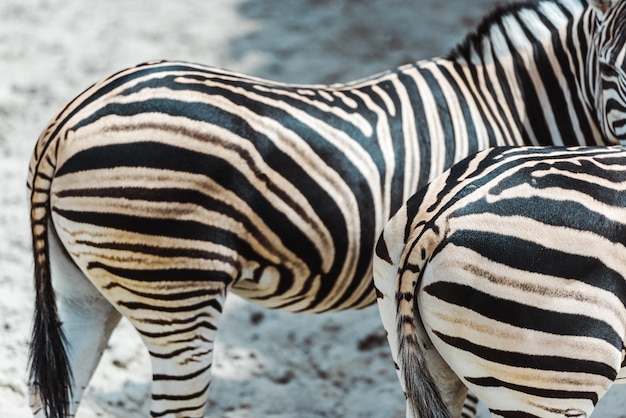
[3,0,625,416]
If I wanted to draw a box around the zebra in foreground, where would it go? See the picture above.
[374,145,626,418]
[27,0,626,416]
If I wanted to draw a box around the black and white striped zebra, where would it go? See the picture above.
[373,144,626,417]
[27,0,626,416]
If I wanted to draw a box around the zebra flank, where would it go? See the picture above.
[27,0,626,416]
[374,145,626,417]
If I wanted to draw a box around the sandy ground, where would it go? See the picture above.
[2,0,626,417]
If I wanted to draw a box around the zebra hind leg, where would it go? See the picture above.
[30,224,122,417]
[124,278,229,417]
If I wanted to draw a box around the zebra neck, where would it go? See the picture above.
[447,0,603,147]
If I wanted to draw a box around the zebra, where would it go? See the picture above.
[373,144,626,417]
[26,0,626,416]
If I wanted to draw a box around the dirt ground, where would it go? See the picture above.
[2,0,626,416]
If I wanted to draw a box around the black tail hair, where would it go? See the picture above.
[28,178,72,417]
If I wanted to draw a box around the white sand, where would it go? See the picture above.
[2,0,625,416]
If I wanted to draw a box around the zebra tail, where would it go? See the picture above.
[27,130,72,418]
[396,236,452,418]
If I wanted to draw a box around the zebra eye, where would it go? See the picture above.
[600,62,620,78]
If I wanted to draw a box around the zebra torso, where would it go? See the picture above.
[30,0,605,315]
[374,145,626,417]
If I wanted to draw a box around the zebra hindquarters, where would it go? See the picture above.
[418,239,624,418]
[50,206,234,417]
[49,164,241,417]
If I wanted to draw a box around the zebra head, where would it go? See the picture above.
[589,0,626,142]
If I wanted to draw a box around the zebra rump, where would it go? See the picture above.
[374,145,626,417]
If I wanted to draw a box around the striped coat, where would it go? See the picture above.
[27,0,626,416]
[373,145,626,417]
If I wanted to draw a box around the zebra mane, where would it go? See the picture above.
[446,0,585,61]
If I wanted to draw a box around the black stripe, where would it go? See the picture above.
[153,363,211,381]
[489,410,551,418]
[403,145,499,238]
[466,376,598,404]
[151,401,208,418]
[458,194,626,246]
[397,70,431,189]
[501,19,552,145]
[440,219,626,300]
[485,155,626,201]
[433,331,617,380]
[375,235,392,265]
[455,51,501,148]
[138,312,214,327]
[120,300,222,314]
[142,321,217,341]
[420,68,456,170]
[74,239,239,267]
[517,10,579,143]
[440,63,481,154]
[487,32,530,146]
[86,260,233,283]
[152,380,211,401]
[150,346,206,359]
[550,1,597,145]
[55,140,316,282]
[424,281,623,351]
[474,21,516,147]
[362,78,408,216]
[103,281,223,301]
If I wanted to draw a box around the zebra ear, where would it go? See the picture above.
[588,0,613,15]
